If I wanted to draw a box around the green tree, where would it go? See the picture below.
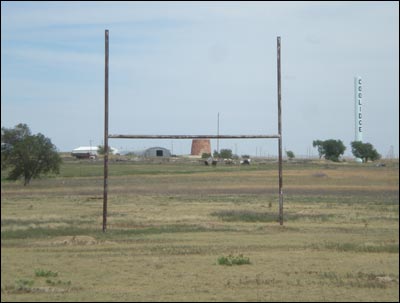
[312,139,346,162]
[97,145,115,155]
[213,150,220,158]
[286,150,295,160]
[323,139,346,162]
[351,141,381,163]
[312,140,324,159]
[201,152,211,159]
[219,149,233,159]
[97,145,105,155]
[1,124,61,185]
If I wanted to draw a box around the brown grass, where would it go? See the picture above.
[1,160,399,301]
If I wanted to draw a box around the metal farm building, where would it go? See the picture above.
[135,147,171,158]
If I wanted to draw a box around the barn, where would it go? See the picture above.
[135,147,171,158]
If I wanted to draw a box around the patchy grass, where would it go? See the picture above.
[211,209,337,222]
[310,241,399,253]
[211,210,279,222]
[34,269,58,278]
[1,224,234,241]
[1,160,398,302]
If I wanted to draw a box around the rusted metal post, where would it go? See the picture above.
[277,36,283,225]
[103,29,109,232]
[108,134,280,139]
[217,112,220,154]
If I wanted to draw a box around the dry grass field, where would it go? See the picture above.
[1,159,399,302]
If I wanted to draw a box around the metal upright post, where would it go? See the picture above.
[103,29,109,232]
[217,112,220,154]
[277,36,283,225]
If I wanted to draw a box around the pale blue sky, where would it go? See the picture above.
[2,1,399,157]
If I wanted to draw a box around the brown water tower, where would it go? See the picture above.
[191,139,211,156]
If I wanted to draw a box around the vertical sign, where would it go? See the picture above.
[354,76,363,142]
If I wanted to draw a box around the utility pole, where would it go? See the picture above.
[217,112,220,154]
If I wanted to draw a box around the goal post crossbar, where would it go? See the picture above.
[108,134,280,139]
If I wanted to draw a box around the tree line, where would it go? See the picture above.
[312,139,380,163]
[206,140,381,163]
[1,123,383,186]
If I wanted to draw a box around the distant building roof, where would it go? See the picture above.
[133,147,171,157]
[73,146,98,152]
[72,146,119,154]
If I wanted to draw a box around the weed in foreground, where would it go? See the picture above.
[35,269,58,278]
[217,254,251,266]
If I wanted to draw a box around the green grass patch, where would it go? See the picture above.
[1,224,234,241]
[45,279,71,286]
[211,210,278,223]
[211,210,336,223]
[35,269,58,278]
[1,218,94,227]
[310,241,399,253]
[217,254,251,266]
[59,162,266,178]
[1,227,95,240]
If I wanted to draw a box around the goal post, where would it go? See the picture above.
[103,30,283,231]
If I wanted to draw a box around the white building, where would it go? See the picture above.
[71,146,119,159]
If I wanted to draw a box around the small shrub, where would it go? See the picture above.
[46,279,71,286]
[201,153,211,159]
[217,254,251,266]
[35,269,58,277]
